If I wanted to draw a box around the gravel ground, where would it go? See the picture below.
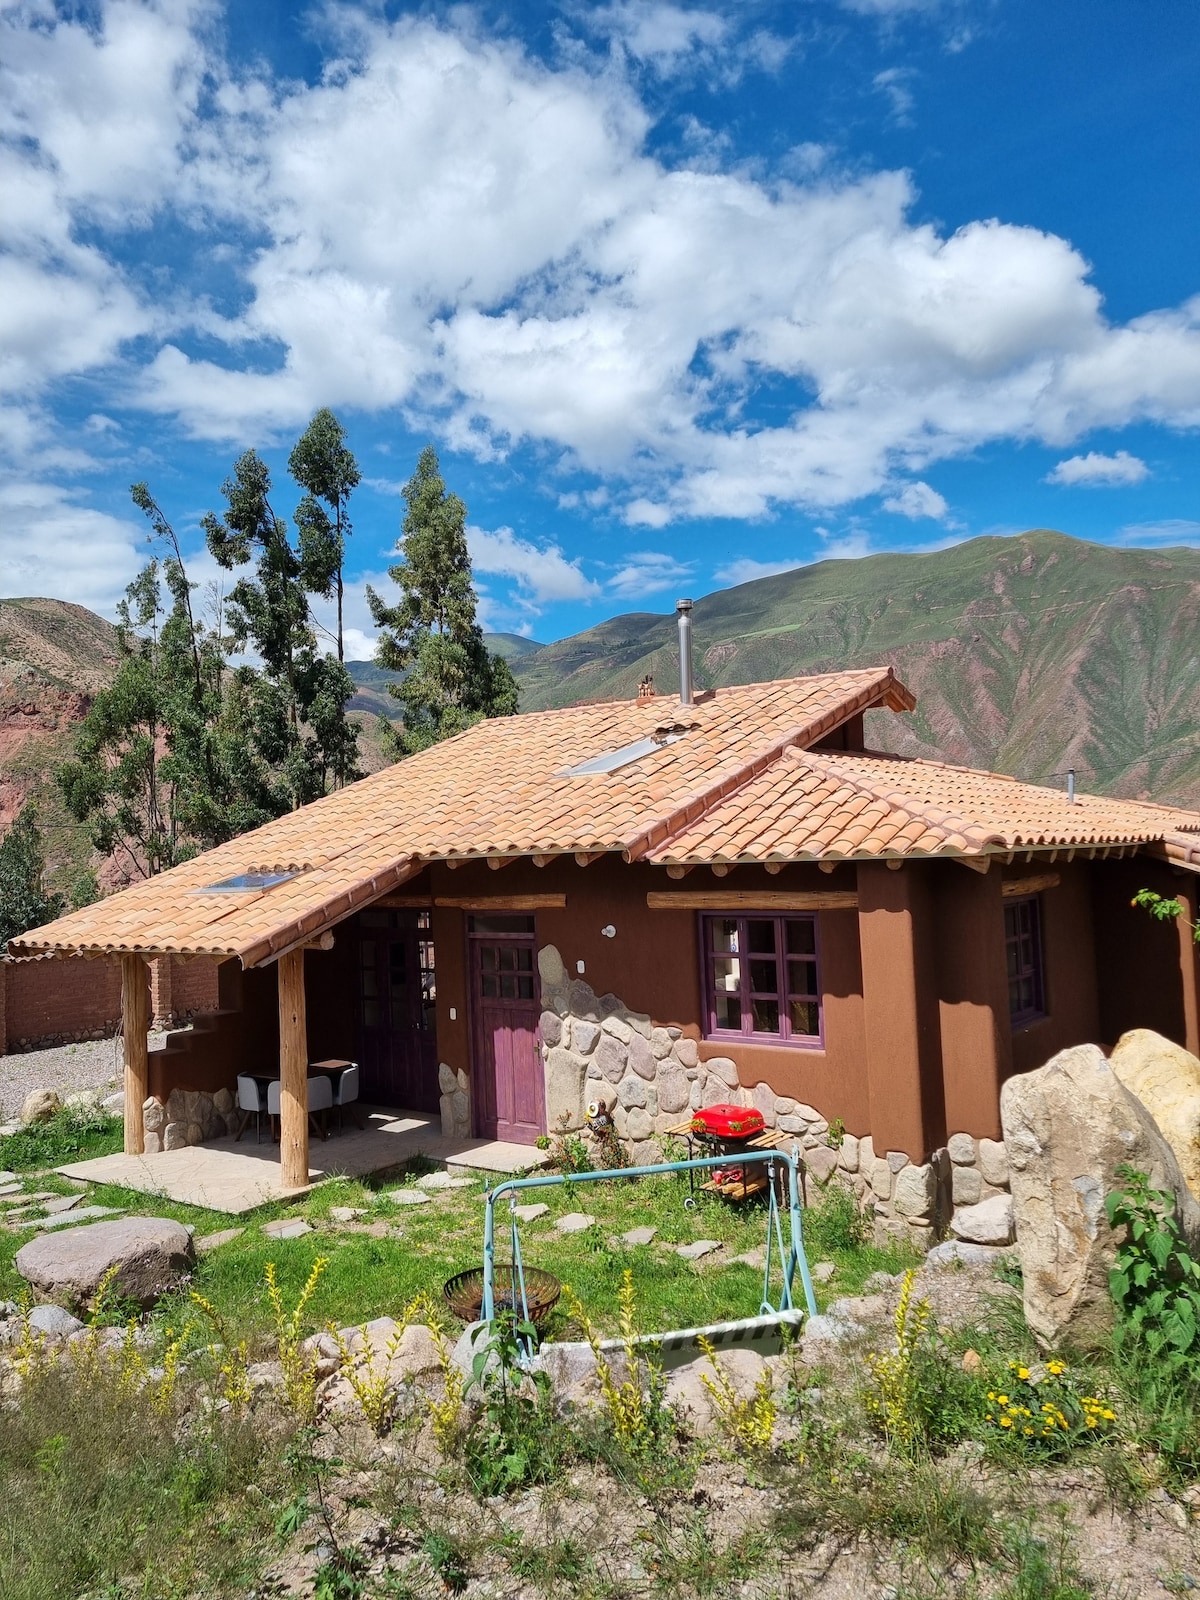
[0,1032,168,1120]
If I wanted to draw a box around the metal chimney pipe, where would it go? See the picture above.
[676,598,694,706]
[1067,768,1076,805]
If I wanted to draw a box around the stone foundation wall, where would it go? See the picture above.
[142,1086,237,1153]
[848,1130,1014,1251]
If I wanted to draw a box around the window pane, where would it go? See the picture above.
[713,992,742,1030]
[749,958,779,994]
[481,946,497,971]
[499,946,517,972]
[751,997,780,1034]
[789,998,819,1036]
[517,975,535,1000]
[481,974,498,998]
[516,948,533,971]
[788,958,818,999]
[501,974,518,1000]
[747,919,776,953]
[786,918,816,956]
[710,918,739,955]
[711,956,740,992]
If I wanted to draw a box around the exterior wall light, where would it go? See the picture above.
[601,924,616,938]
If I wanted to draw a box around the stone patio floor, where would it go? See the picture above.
[56,1108,549,1214]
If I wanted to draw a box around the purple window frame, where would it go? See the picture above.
[1004,895,1046,1025]
[700,912,823,1048]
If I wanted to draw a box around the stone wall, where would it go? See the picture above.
[142,1086,236,1153]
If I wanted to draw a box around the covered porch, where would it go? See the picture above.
[58,1105,548,1213]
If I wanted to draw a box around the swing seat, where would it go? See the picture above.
[539,1309,807,1375]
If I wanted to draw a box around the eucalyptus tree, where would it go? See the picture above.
[367,445,518,756]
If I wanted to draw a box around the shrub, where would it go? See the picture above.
[804,1182,871,1253]
[1107,1164,1200,1375]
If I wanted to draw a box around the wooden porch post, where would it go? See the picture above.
[121,953,150,1155]
[277,948,309,1189]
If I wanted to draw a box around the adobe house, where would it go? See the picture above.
[10,606,1200,1234]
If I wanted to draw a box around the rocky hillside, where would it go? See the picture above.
[510,531,1200,807]
[0,600,123,892]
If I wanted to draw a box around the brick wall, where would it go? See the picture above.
[0,954,219,1054]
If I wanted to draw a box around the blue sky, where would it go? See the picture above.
[2,0,1198,654]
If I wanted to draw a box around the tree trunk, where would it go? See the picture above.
[121,954,150,1154]
[277,948,309,1189]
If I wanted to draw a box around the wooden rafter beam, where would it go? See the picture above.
[1001,872,1061,897]
[647,890,857,911]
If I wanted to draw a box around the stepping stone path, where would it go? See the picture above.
[41,1195,84,1216]
[386,1189,432,1206]
[622,1226,658,1247]
[676,1239,722,1261]
[196,1228,245,1254]
[555,1212,597,1234]
[329,1206,366,1223]
[732,1247,766,1269]
[812,1261,837,1283]
[0,1184,23,1200]
[513,1203,550,1223]
[420,1172,476,1190]
[31,1206,123,1231]
[261,1218,313,1241]
[0,1172,16,1185]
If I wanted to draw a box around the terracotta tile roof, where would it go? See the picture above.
[647,747,1200,867]
[9,669,909,965]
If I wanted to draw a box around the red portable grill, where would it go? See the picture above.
[690,1104,766,1192]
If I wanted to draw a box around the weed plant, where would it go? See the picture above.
[0,1353,296,1598]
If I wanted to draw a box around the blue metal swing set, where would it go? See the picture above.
[480,1145,818,1368]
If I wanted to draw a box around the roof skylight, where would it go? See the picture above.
[200,870,299,893]
[560,721,695,777]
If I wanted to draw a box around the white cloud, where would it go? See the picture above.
[882,481,950,519]
[873,67,916,123]
[606,550,694,597]
[580,2,729,72]
[714,555,804,584]
[0,480,142,613]
[466,525,600,604]
[3,5,1200,530]
[1116,519,1200,548]
[1045,450,1149,487]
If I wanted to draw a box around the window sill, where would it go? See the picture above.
[704,1032,825,1052]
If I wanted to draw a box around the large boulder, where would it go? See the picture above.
[20,1089,61,1125]
[14,1217,196,1312]
[1109,1029,1200,1203]
[1001,1043,1200,1348]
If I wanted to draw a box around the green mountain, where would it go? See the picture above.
[509,531,1200,807]
[345,633,542,718]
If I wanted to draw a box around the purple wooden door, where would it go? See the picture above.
[470,927,544,1144]
[355,909,439,1111]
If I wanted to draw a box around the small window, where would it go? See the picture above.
[701,913,821,1046]
[1004,896,1045,1024]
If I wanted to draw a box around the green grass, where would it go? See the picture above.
[0,1160,913,1350]
[0,1108,124,1172]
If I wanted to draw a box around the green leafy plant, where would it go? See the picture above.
[1106,1164,1200,1374]
[0,1106,123,1171]
[1131,887,1200,944]
[422,1530,469,1594]
[463,1315,556,1495]
[825,1117,846,1150]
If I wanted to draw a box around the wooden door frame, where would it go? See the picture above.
[466,922,542,1141]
